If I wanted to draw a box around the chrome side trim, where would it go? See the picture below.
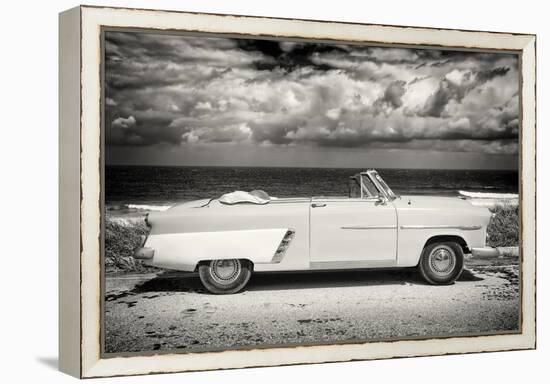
[341,225,397,230]
[400,225,482,231]
[269,198,312,204]
[271,229,295,263]
[310,259,396,270]
[311,197,384,203]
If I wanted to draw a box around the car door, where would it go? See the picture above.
[309,197,397,268]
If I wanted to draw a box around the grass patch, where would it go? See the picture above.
[486,204,519,248]
[105,216,158,273]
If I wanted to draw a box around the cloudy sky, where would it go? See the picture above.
[104,31,519,169]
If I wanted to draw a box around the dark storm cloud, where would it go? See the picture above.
[104,31,519,156]
[419,66,511,118]
[107,115,178,146]
[235,39,347,72]
[477,66,511,82]
[408,76,430,85]
[430,59,452,68]
[374,80,407,114]
[419,80,457,117]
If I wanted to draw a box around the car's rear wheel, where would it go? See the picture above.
[418,241,464,285]
[198,259,252,294]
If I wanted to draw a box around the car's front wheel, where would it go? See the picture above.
[418,241,464,285]
[198,259,252,294]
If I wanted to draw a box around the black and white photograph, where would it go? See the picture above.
[102,30,521,355]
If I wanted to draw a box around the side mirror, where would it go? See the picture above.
[375,195,387,206]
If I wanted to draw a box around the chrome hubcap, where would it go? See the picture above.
[210,259,241,285]
[428,245,456,277]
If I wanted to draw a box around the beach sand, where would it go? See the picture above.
[104,256,519,354]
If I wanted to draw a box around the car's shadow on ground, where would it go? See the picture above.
[132,272,206,294]
[247,268,483,292]
[130,268,483,295]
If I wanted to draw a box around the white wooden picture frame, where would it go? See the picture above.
[59,5,536,378]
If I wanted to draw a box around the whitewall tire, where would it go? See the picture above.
[198,259,252,294]
[419,242,464,285]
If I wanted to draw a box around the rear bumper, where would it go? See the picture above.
[134,247,154,260]
[470,246,500,258]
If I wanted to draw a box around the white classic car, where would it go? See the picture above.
[135,170,497,294]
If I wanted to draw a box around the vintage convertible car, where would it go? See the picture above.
[134,170,497,294]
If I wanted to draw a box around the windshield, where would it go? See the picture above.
[361,175,380,197]
[349,174,382,198]
[349,176,362,198]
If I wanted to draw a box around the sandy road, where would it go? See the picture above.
[104,258,519,354]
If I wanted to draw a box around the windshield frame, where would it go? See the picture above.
[364,170,398,201]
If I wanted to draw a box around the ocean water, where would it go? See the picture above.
[105,166,518,210]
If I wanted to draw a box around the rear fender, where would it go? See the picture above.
[144,228,293,271]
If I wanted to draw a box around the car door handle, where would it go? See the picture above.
[311,203,326,208]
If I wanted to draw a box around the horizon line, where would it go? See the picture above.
[104,163,519,172]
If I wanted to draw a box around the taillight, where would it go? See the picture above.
[139,235,147,248]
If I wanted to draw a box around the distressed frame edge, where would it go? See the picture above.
[58,6,82,378]
[74,5,536,378]
[519,34,537,349]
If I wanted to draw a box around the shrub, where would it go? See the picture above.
[104,216,155,273]
[486,204,519,247]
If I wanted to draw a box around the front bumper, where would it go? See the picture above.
[470,247,500,258]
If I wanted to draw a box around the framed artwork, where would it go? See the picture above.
[59,5,536,378]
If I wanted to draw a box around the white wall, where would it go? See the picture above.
[1,0,546,382]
